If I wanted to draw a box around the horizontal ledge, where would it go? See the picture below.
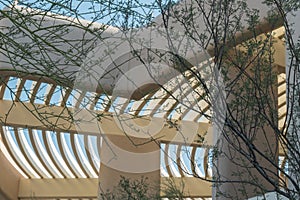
[0,100,211,145]
[18,177,212,198]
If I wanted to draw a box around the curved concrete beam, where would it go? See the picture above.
[0,1,283,99]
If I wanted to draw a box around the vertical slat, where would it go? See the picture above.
[0,76,9,99]
[57,132,78,178]
[164,143,173,177]
[84,135,99,176]
[45,84,57,105]
[70,134,90,178]
[14,78,26,101]
[42,130,67,178]
[0,126,30,178]
[13,127,42,178]
[28,128,55,178]
[176,144,185,177]
[30,81,41,103]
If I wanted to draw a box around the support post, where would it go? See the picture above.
[0,149,21,200]
[213,40,280,199]
[98,135,161,199]
[286,8,300,198]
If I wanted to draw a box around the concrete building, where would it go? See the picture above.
[0,0,298,199]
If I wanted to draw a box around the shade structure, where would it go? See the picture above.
[0,1,290,199]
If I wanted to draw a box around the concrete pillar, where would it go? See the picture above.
[286,8,300,197]
[213,46,279,199]
[98,135,160,199]
[0,149,22,200]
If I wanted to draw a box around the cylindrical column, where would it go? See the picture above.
[286,8,300,197]
[98,135,160,199]
[0,148,22,200]
[213,47,279,199]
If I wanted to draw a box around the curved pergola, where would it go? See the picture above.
[0,56,214,199]
[0,1,291,199]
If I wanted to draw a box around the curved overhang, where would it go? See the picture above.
[0,1,283,99]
